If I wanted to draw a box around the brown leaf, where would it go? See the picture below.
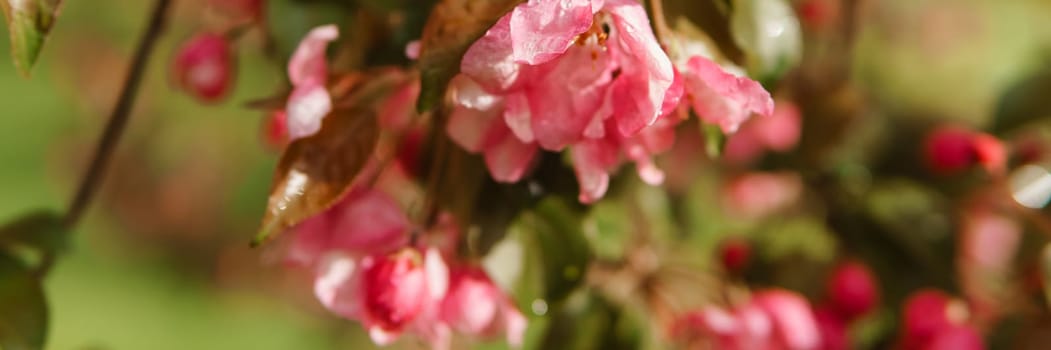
[252,106,380,247]
[415,0,523,112]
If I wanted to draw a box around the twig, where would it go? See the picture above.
[63,0,173,228]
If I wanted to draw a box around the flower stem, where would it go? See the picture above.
[63,0,173,229]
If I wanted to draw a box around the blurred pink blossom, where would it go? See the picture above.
[724,100,802,165]
[172,33,233,103]
[680,56,774,134]
[286,24,338,140]
[825,260,879,321]
[722,171,803,220]
[439,265,527,346]
[674,289,820,350]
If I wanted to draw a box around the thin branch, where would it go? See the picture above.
[63,0,173,228]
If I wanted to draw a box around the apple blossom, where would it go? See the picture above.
[286,24,339,140]
[172,33,233,103]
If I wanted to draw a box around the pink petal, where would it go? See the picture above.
[441,268,500,335]
[526,40,614,150]
[378,80,421,131]
[604,0,676,136]
[424,248,450,301]
[503,92,534,143]
[461,16,523,92]
[447,77,506,153]
[288,24,339,86]
[484,126,539,183]
[501,299,528,347]
[752,289,821,350]
[683,56,774,133]
[508,0,594,65]
[572,138,620,203]
[328,189,411,255]
[752,101,802,152]
[286,83,332,140]
[313,253,363,319]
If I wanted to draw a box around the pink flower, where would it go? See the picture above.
[679,56,774,133]
[313,247,450,345]
[172,33,233,103]
[450,0,678,202]
[286,24,338,140]
[439,266,527,346]
[286,188,410,267]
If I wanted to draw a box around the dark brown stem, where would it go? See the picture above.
[63,0,173,229]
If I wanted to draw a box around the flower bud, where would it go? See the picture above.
[173,33,233,103]
[361,249,429,335]
[901,289,974,350]
[825,260,879,321]
[719,237,752,275]
[439,266,527,346]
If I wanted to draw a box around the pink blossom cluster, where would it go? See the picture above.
[286,188,526,349]
[673,289,821,349]
[448,0,774,203]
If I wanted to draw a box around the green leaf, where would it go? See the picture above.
[415,0,523,112]
[990,66,1051,134]
[0,0,63,77]
[0,253,48,350]
[521,198,591,304]
[0,211,66,255]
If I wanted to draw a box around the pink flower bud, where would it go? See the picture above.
[924,126,976,175]
[286,25,338,140]
[440,266,527,346]
[262,110,287,149]
[719,237,752,275]
[825,260,879,321]
[901,289,972,350]
[361,249,429,334]
[172,33,233,103]
[923,125,1004,176]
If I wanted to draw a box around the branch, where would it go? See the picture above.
[63,0,173,228]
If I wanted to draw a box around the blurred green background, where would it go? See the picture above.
[0,0,1050,349]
